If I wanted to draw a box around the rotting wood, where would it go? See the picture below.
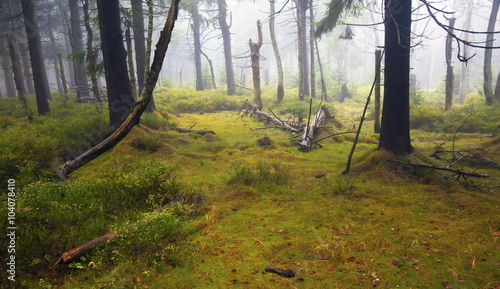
[265,267,295,278]
[174,128,215,135]
[385,159,489,179]
[299,99,325,152]
[55,0,180,179]
[55,192,186,265]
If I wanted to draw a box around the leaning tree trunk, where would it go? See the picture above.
[379,0,412,155]
[145,0,156,112]
[374,49,381,134]
[249,20,263,107]
[217,0,236,95]
[445,17,455,111]
[57,0,180,179]
[21,0,51,115]
[484,0,500,105]
[191,5,204,91]
[269,0,284,102]
[97,0,135,126]
[69,0,89,102]
[314,39,327,101]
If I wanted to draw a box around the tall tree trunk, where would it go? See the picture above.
[374,49,381,134]
[296,0,309,100]
[0,38,16,98]
[83,0,101,105]
[379,0,412,155]
[309,0,316,99]
[314,39,327,101]
[217,0,236,95]
[57,53,68,95]
[126,25,138,100]
[96,0,135,126]
[269,0,284,102]
[69,0,89,102]
[445,17,455,111]
[7,35,27,108]
[191,5,204,91]
[47,15,62,93]
[145,0,156,112]
[60,2,76,88]
[458,3,472,104]
[131,0,147,96]
[201,49,216,89]
[20,0,51,115]
[484,0,500,105]
[249,20,263,107]
[495,71,500,101]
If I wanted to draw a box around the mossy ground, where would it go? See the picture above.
[0,90,499,288]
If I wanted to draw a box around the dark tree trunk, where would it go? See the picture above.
[96,0,135,126]
[83,0,101,104]
[57,53,68,95]
[217,0,236,95]
[21,0,51,115]
[445,18,455,111]
[309,0,316,99]
[145,0,156,112]
[484,0,500,105]
[0,37,16,97]
[374,49,381,134]
[269,0,284,102]
[60,2,76,88]
[296,0,309,100]
[379,0,412,155]
[131,0,146,96]
[69,0,89,101]
[191,5,204,91]
[249,20,263,107]
[7,35,27,108]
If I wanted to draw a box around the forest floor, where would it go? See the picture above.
[1,92,500,288]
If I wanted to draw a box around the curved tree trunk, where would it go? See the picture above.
[97,0,135,126]
[379,0,412,155]
[21,0,51,115]
[484,0,500,105]
[269,0,284,102]
[217,0,236,95]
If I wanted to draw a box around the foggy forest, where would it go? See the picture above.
[0,0,499,287]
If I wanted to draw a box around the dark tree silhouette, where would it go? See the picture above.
[96,0,135,126]
[20,0,51,115]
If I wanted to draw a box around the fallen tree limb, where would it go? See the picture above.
[265,267,295,278]
[56,0,180,179]
[55,192,186,265]
[174,128,215,135]
[385,160,489,178]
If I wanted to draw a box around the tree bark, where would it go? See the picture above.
[69,0,89,101]
[21,0,51,115]
[269,0,284,102]
[374,49,381,134]
[379,0,412,155]
[83,0,101,105]
[131,0,147,96]
[249,20,263,107]
[0,37,16,98]
[191,5,204,91]
[57,53,68,95]
[60,2,76,88]
[314,39,327,101]
[97,0,135,126]
[58,0,180,178]
[217,0,236,95]
[458,3,472,104]
[7,35,27,108]
[445,18,455,111]
[296,0,309,100]
[47,14,62,93]
[309,0,316,99]
[126,25,138,100]
[145,0,156,112]
[484,0,500,105]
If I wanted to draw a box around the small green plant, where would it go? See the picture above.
[226,160,290,187]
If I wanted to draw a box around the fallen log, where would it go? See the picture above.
[174,128,215,135]
[56,0,180,179]
[56,192,186,265]
[385,160,489,179]
[265,267,295,278]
